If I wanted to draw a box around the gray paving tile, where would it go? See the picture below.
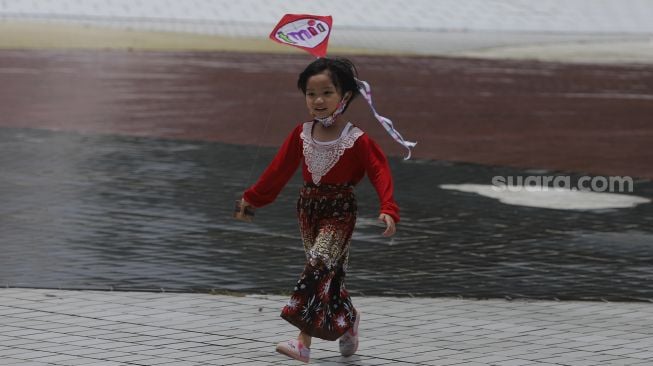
[0,358,53,366]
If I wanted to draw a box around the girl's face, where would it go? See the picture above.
[305,71,348,119]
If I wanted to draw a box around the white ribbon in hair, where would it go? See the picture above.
[356,79,417,159]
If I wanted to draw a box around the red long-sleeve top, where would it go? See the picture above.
[243,122,400,223]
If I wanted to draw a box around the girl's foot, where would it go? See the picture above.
[339,312,360,357]
[276,339,310,363]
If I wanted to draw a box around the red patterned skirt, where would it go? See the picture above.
[280,182,359,341]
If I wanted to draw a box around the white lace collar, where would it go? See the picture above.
[300,122,364,185]
[313,122,353,145]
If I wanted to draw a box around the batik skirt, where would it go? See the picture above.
[280,182,359,341]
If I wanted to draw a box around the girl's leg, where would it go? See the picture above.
[298,331,312,348]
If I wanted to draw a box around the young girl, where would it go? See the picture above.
[237,57,402,363]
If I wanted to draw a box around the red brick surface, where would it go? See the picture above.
[1,49,651,178]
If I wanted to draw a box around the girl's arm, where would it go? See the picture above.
[242,124,303,208]
[359,135,400,235]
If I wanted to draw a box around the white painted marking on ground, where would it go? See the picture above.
[440,183,651,210]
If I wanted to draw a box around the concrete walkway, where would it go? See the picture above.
[1,0,653,63]
[1,288,653,365]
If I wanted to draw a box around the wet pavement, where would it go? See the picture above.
[0,49,652,178]
[2,126,652,301]
[1,49,653,301]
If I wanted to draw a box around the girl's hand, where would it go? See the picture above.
[234,198,255,222]
[379,213,396,237]
[240,198,252,209]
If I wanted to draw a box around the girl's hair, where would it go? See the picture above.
[297,57,360,112]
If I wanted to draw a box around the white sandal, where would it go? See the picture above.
[276,339,310,363]
[339,312,360,357]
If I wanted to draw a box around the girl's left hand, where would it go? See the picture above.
[379,214,396,237]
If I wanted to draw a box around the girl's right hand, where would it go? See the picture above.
[234,198,255,222]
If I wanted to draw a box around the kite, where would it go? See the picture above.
[269,14,333,58]
[269,14,417,159]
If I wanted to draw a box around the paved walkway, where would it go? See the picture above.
[4,0,653,33]
[1,288,653,366]
[1,1,653,63]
